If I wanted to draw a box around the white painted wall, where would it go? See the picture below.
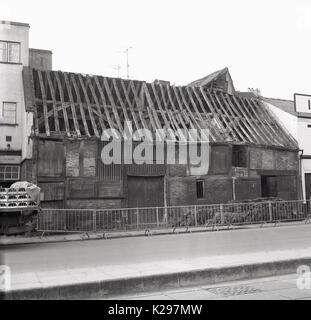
[294,94,311,113]
[297,117,311,155]
[264,102,298,140]
[0,21,32,164]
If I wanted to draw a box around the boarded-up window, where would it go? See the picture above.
[38,140,64,177]
[232,145,248,168]
[210,145,229,174]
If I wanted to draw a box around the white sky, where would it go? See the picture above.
[1,0,311,100]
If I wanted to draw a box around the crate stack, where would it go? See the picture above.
[0,187,37,209]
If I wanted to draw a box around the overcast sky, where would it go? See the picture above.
[1,0,311,100]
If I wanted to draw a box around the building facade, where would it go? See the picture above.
[0,22,300,209]
[20,68,299,209]
[0,20,51,187]
[263,94,311,201]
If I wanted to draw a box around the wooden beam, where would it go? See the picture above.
[129,80,149,131]
[70,74,91,137]
[63,72,81,137]
[86,75,105,133]
[120,80,140,132]
[220,93,258,144]
[159,84,180,137]
[202,89,240,141]
[37,70,50,136]
[112,78,131,124]
[30,69,40,136]
[103,77,124,134]
[215,92,252,143]
[165,85,188,141]
[243,97,283,146]
[151,83,175,139]
[185,86,218,142]
[78,74,100,138]
[177,86,211,142]
[190,86,226,141]
[142,82,165,138]
[54,71,71,137]
[46,71,60,132]
[234,95,273,145]
[93,76,118,134]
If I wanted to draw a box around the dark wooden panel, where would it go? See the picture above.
[38,182,65,201]
[97,180,122,197]
[204,177,232,204]
[128,176,164,208]
[210,145,230,174]
[261,176,277,198]
[38,140,64,177]
[235,178,260,201]
[277,175,298,200]
[67,178,96,199]
[305,174,311,200]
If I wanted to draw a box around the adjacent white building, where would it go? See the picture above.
[263,94,311,201]
[0,20,51,187]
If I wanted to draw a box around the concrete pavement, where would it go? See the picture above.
[2,224,311,299]
[112,273,311,300]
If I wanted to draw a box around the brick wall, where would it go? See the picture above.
[167,175,233,206]
[65,140,96,177]
[167,176,196,206]
[235,178,261,201]
[83,140,96,176]
[65,140,79,177]
[249,147,298,171]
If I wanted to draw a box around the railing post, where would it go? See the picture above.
[194,205,197,227]
[156,207,159,228]
[136,208,139,229]
[269,201,272,222]
[220,204,224,225]
[93,210,96,232]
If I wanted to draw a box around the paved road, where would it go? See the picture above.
[111,273,311,300]
[3,224,311,275]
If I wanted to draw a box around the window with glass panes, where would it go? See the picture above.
[0,166,20,181]
[2,102,17,124]
[0,41,20,63]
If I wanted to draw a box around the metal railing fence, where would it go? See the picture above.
[37,200,311,233]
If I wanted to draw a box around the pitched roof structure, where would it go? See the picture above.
[262,97,296,116]
[188,67,235,94]
[22,67,298,149]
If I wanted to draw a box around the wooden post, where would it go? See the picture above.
[194,205,197,227]
[220,204,224,225]
[156,207,159,228]
[93,210,97,232]
[269,201,272,222]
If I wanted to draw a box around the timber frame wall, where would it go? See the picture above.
[21,68,300,209]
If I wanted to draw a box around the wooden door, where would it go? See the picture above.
[128,176,164,208]
[261,176,277,198]
[305,173,311,200]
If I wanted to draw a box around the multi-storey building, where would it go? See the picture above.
[0,20,51,187]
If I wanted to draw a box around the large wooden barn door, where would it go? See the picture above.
[128,176,164,208]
